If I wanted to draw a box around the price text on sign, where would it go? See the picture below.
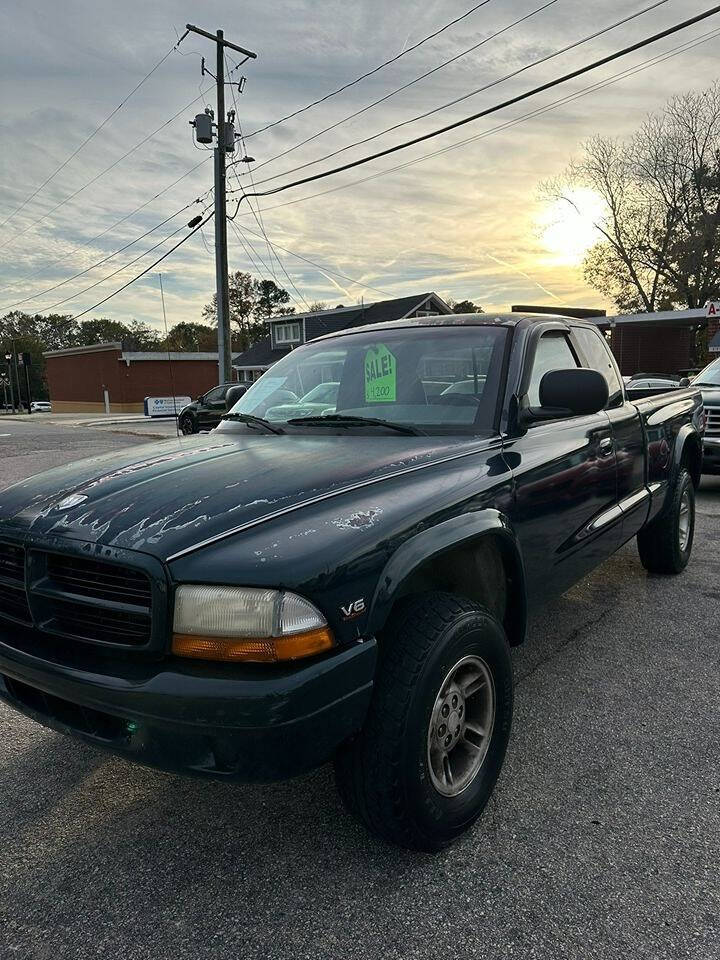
[364,344,397,403]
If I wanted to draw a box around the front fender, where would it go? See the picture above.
[367,509,527,644]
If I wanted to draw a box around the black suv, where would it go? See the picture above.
[178,382,247,434]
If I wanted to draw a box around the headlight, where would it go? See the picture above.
[171,585,334,663]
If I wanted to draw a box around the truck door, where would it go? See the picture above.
[571,325,648,543]
[505,328,620,604]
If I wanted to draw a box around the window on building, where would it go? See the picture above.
[274,322,301,344]
[415,309,439,317]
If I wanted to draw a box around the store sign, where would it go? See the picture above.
[705,301,720,317]
[144,396,191,417]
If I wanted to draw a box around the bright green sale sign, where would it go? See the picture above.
[364,344,397,403]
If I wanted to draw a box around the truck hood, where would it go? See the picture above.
[0,432,482,559]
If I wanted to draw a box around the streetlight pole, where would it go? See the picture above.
[3,352,14,412]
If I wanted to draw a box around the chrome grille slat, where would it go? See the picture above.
[705,408,720,436]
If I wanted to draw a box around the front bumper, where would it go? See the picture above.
[0,620,376,782]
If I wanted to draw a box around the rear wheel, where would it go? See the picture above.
[637,467,695,574]
[335,592,513,851]
[179,413,197,435]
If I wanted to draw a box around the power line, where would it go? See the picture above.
[244,0,498,140]
[225,52,311,311]
[229,5,720,213]
[235,221,393,298]
[246,0,560,178]
[0,199,199,311]
[232,25,720,221]
[33,221,192,314]
[228,220,305,312]
[235,131,311,308]
[241,0,671,188]
[0,34,188,234]
[68,213,214,322]
[0,66,242,252]
[0,158,213,294]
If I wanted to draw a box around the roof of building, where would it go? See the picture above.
[273,292,451,326]
[44,342,123,358]
[594,307,707,327]
[232,338,284,369]
[44,342,219,361]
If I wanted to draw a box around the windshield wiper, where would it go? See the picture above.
[286,414,425,436]
[691,382,720,388]
[222,412,285,434]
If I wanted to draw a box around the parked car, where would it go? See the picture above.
[178,382,246,434]
[265,381,339,421]
[0,313,703,851]
[690,357,720,473]
[625,376,683,391]
[29,401,52,413]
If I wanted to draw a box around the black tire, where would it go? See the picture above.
[335,592,513,851]
[637,467,695,574]
[179,413,197,435]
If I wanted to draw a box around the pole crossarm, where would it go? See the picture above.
[186,24,257,59]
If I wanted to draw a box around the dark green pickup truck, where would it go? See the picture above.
[0,313,704,849]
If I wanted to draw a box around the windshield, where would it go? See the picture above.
[227,325,509,434]
[692,358,720,387]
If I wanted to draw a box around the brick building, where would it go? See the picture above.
[596,307,718,376]
[44,343,224,414]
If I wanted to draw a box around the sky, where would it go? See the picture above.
[1,0,719,332]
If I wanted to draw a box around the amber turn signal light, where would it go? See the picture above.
[172,626,335,663]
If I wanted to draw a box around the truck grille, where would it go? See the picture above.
[0,543,25,582]
[0,543,31,625]
[46,554,152,607]
[705,406,720,437]
[0,544,159,651]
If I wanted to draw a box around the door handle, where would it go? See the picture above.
[598,436,614,457]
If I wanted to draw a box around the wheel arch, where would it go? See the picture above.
[677,426,702,488]
[367,510,527,646]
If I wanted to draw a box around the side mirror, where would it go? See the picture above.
[679,377,690,387]
[521,368,609,424]
[225,384,247,409]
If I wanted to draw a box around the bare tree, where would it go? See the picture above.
[543,82,720,312]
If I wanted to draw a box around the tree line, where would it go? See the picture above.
[1,277,482,400]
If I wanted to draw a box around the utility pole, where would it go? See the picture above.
[186,23,257,385]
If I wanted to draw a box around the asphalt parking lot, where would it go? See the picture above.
[1,418,719,960]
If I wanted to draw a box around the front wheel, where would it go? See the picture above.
[335,593,513,851]
[637,467,695,574]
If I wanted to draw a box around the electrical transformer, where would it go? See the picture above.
[194,113,214,144]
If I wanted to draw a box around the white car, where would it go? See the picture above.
[30,401,52,413]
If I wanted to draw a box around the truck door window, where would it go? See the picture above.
[527,333,579,407]
[572,326,623,407]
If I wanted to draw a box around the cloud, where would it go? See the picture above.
[1,0,718,326]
